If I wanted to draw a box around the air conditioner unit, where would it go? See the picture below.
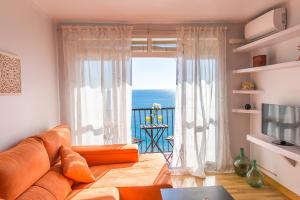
[245,8,287,41]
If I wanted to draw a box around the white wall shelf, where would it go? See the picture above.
[232,61,300,74]
[233,90,264,94]
[233,24,300,53]
[232,109,260,114]
[247,134,300,166]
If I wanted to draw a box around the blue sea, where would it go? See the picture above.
[132,89,175,109]
[131,89,175,153]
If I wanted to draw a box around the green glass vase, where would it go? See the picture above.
[246,160,264,188]
[233,148,251,177]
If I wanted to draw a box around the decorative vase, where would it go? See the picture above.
[233,148,251,177]
[244,104,252,110]
[253,55,267,67]
[246,160,264,188]
[151,103,161,125]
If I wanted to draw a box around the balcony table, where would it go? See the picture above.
[140,124,170,164]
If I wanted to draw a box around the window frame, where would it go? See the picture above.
[131,33,177,58]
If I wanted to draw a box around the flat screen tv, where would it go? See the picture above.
[262,103,300,146]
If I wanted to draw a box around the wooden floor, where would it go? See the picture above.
[171,173,290,200]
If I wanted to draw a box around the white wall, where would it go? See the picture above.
[249,0,300,195]
[227,24,251,157]
[0,0,60,151]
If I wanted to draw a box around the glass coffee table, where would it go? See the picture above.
[161,186,234,200]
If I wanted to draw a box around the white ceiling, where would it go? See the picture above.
[31,0,287,23]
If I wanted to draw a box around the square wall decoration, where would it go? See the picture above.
[0,51,21,95]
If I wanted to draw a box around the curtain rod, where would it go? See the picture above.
[57,24,228,31]
[133,27,228,32]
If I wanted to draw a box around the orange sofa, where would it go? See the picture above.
[0,125,172,200]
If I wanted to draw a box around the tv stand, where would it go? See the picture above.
[247,134,300,167]
[272,140,294,146]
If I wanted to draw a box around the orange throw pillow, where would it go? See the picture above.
[59,146,95,183]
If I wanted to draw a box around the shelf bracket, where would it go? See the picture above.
[283,156,297,167]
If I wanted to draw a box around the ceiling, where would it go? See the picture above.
[31,0,287,23]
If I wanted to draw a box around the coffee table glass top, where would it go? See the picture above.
[161,186,234,200]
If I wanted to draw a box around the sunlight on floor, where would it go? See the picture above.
[203,175,216,186]
[171,173,289,200]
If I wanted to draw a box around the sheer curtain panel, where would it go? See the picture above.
[60,25,132,145]
[172,26,232,177]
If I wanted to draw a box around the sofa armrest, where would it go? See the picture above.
[72,144,139,166]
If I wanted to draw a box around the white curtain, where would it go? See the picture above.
[172,26,232,177]
[60,25,132,145]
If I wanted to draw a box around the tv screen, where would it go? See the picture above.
[262,103,300,146]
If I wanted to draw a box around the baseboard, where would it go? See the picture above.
[263,173,300,200]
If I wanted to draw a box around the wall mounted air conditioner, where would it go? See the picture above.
[245,8,287,41]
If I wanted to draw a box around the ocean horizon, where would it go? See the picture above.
[132,89,176,109]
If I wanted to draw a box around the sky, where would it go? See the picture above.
[132,57,176,90]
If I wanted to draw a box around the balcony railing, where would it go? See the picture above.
[131,107,175,154]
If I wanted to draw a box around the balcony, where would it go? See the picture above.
[131,107,175,157]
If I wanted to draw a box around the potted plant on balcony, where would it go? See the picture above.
[152,103,162,125]
[145,103,163,125]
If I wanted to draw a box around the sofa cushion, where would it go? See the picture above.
[37,124,71,165]
[67,187,119,200]
[34,164,74,199]
[16,186,56,200]
[72,144,139,166]
[0,137,50,199]
[60,146,95,183]
[73,153,172,200]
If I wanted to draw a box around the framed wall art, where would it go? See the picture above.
[0,50,21,95]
